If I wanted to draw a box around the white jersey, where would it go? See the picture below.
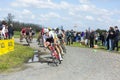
[49,31,55,38]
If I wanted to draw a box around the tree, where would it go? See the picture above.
[96,28,107,34]
[6,13,14,25]
[2,13,42,32]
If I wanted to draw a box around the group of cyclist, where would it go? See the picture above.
[20,27,35,42]
[20,27,66,62]
[41,28,66,61]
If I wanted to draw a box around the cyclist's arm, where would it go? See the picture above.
[43,35,47,47]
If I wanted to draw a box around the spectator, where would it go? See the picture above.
[81,31,85,42]
[76,32,81,42]
[66,30,71,45]
[100,32,105,46]
[73,32,77,42]
[0,23,3,39]
[113,26,119,51]
[1,21,6,39]
[8,24,14,39]
[5,24,8,39]
[108,27,115,51]
[70,29,74,44]
[95,32,99,45]
[105,32,109,50]
[85,30,89,45]
[89,30,95,48]
[77,33,81,42]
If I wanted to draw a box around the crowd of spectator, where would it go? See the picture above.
[65,26,120,51]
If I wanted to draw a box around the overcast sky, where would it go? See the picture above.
[0,0,120,31]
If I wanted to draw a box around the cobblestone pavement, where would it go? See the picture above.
[1,38,120,80]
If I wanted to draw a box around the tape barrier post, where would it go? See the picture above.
[0,40,8,55]
[8,39,14,51]
[0,41,2,55]
[0,38,14,56]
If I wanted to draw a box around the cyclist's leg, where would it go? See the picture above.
[57,39,65,55]
[25,33,30,45]
[57,44,64,56]
[60,38,66,53]
[29,32,32,42]
[54,45,63,60]
[61,44,66,53]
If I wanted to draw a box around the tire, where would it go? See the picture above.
[25,37,30,45]
[52,57,60,66]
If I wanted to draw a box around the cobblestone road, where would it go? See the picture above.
[1,38,120,80]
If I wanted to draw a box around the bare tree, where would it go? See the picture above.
[6,13,14,25]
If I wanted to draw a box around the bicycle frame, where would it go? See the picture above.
[49,45,59,59]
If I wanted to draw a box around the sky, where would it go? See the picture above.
[0,0,120,31]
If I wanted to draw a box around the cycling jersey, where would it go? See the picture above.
[49,31,55,38]
[43,33,54,43]
[21,28,26,33]
[56,30,63,39]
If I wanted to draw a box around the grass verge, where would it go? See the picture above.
[14,31,38,38]
[70,42,120,53]
[14,31,20,38]
[70,42,87,48]
[0,43,34,73]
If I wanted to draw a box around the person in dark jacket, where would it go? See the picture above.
[70,29,74,44]
[105,32,109,50]
[113,26,119,51]
[89,30,95,48]
[85,30,89,45]
[108,27,115,51]
[8,24,14,39]
[66,30,71,45]
[100,32,105,46]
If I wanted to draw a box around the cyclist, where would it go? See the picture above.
[20,27,31,43]
[37,30,42,45]
[43,28,63,61]
[20,27,26,42]
[55,28,66,53]
[29,27,35,42]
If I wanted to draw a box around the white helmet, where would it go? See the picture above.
[44,28,49,33]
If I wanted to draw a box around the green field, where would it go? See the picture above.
[70,41,120,52]
[14,31,20,38]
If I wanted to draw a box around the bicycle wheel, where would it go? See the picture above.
[52,57,61,66]
[25,36,30,46]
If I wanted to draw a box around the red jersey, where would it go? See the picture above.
[21,28,26,33]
